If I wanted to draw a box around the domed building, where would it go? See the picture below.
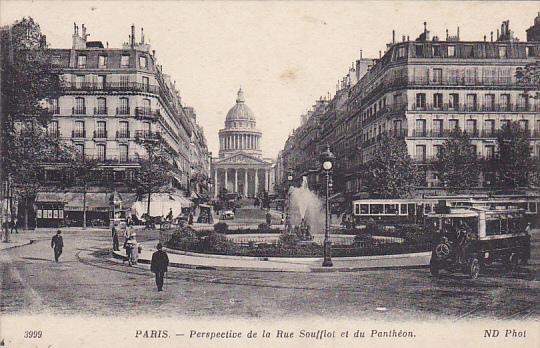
[212,88,273,198]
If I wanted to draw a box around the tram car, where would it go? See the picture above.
[426,205,531,279]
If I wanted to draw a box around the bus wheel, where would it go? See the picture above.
[430,260,440,278]
[468,258,480,280]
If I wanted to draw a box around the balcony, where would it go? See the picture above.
[48,130,60,138]
[72,130,86,138]
[94,107,108,116]
[62,81,162,94]
[532,130,540,139]
[93,130,108,139]
[72,107,86,115]
[134,130,161,141]
[409,103,536,113]
[116,130,131,139]
[135,107,160,120]
[49,106,60,114]
[116,107,130,116]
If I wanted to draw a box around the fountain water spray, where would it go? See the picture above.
[288,176,325,234]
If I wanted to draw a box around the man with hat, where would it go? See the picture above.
[51,230,64,262]
[151,243,169,291]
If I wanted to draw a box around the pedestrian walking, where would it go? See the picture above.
[126,233,139,266]
[150,243,169,291]
[112,225,120,251]
[51,230,64,262]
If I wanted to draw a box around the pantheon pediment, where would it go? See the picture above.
[214,153,270,166]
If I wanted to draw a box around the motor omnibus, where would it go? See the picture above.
[427,205,530,279]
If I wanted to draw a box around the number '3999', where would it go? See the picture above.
[24,330,42,338]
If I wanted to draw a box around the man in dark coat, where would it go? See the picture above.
[51,230,64,262]
[112,225,119,251]
[150,243,169,291]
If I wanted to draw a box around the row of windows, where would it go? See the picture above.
[413,144,540,161]
[74,143,129,162]
[51,96,155,115]
[394,43,535,60]
[414,92,533,111]
[74,54,149,69]
[48,120,151,139]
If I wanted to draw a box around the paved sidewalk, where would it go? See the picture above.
[112,240,431,272]
[0,234,33,251]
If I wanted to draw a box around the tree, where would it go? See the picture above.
[131,138,173,215]
[66,155,100,229]
[434,128,480,192]
[1,17,62,237]
[493,122,532,189]
[361,137,420,198]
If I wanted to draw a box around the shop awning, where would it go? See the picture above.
[64,192,115,212]
[131,192,193,219]
[35,192,65,203]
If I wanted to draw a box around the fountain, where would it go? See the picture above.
[287,176,325,235]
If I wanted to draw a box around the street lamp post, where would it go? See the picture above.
[285,170,293,233]
[320,144,335,267]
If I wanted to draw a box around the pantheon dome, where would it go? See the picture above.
[218,88,262,158]
[213,88,272,198]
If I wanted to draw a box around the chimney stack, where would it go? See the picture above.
[131,24,135,48]
[379,50,382,58]
[484,35,486,42]
[152,49,156,59]
[141,27,145,44]
[490,31,493,42]
[424,21,427,36]
[497,29,500,40]
[457,26,460,40]
[446,29,448,40]
[360,49,362,59]
[392,30,395,44]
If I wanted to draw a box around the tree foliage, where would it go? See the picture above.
[361,137,420,198]
[434,128,480,191]
[493,122,532,188]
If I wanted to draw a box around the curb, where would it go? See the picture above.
[111,248,429,273]
[0,239,34,251]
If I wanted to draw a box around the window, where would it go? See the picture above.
[465,69,477,85]
[142,76,150,91]
[96,144,106,161]
[74,121,85,138]
[448,45,455,57]
[432,45,441,57]
[415,119,426,136]
[98,55,108,68]
[415,145,426,161]
[433,93,443,109]
[470,144,477,157]
[96,121,106,138]
[118,121,129,138]
[75,75,84,89]
[360,204,369,214]
[119,75,129,88]
[142,98,151,113]
[48,121,59,137]
[484,119,495,136]
[96,75,106,89]
[400,204,408,215]
[139,56,147,68]
[415,45,424,57]
[77,55,87,68]
[143,121,151,136]
[527,46,535,57]
[371,204,384,214]
[416,93,426,109]
[466,94,477,111]
[434,145,443,157]
[384,204,399,215]
[485,145,495,159]
[449,93,459,109]
[518,94,529,111]
[518,119,529,131]
[51,55,61,66]
[119,97,129,115]
[74,97,85,114]
[498,46,507,58]
[500,94,510,111]
[121,55,130,68]
[50,98,59,114]
[397,46,406,58]
[464,45,474,58]
[466,119,477,135]
[119,144,128,162]
[500,119,510,129]
[433,119,443,136]
[433,68,442,84]
[96,97,107,115]
[485,94,495,111]
[449,119,459,130]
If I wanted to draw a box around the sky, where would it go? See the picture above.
[1,1,538,159]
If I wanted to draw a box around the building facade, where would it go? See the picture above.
[212,89,273,198]
[44,24,207,193]
[278,17,540,209]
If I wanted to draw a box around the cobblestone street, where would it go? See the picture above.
[1,229,538,320]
